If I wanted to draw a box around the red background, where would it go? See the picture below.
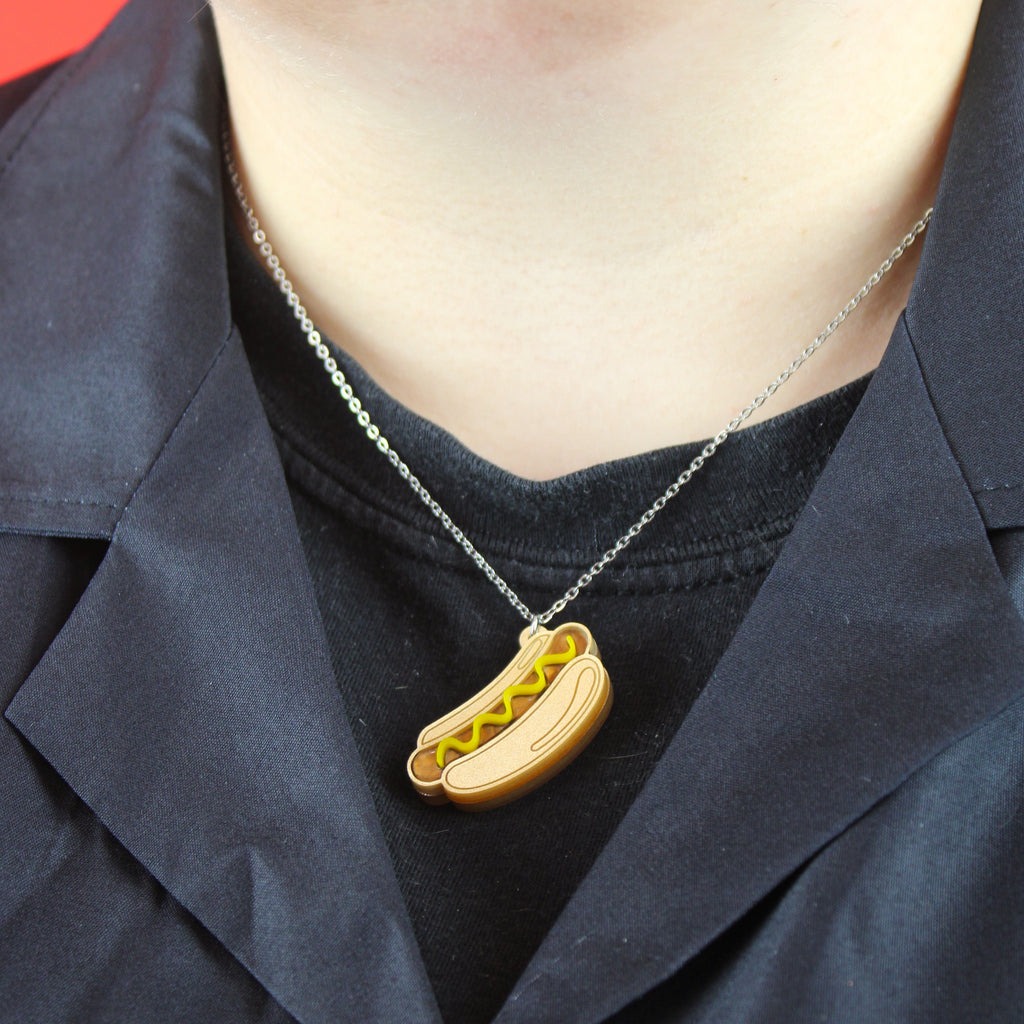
[1,0,130,83]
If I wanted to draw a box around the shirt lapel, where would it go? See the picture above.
[495,0,1024,1019]
[0,2,440,1020]
[5,326,442,1024]
[494,316,1024,1024]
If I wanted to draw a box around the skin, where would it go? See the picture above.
[213,1,983,479]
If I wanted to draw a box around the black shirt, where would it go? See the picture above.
[227,215,869,1024]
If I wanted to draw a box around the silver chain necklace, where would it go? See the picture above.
[222,118,931,810]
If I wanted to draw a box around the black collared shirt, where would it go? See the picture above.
[1,2,1023,1023]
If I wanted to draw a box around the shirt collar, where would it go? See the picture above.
[905,0,1024,529]
[0,0,230,538]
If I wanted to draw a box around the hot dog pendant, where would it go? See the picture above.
[407,623,612,810]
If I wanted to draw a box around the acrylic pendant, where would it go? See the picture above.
[407,623,612,811]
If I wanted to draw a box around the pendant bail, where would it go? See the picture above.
[529,615,540,637]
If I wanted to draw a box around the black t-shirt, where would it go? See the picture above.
[226,218,869,1024]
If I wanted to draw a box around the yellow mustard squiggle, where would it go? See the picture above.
[435,635,578,769]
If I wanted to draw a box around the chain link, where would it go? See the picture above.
[222,118,931,627]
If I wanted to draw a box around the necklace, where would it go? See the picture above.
[222,120,931,811]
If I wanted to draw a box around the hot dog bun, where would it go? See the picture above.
[406,623,611,809]
[441,653,611,810]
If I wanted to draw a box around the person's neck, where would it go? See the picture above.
[214,1,981,479]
